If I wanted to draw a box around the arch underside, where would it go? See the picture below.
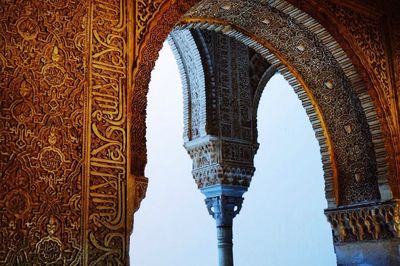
[170,0,390,208]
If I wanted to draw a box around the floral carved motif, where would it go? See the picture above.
[136,0,164,50]
[323,1,393,115]
[0,0,132,263]
[0,0,87,263]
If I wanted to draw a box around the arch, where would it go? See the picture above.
[130,1,399,264]
[180,0,388,208]
[168,30,207,142]
[134,0,391,208]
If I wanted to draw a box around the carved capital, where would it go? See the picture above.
[185,136,256,188]
[325,201,400,243]
[205,195,244,226]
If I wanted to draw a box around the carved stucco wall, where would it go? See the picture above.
[0,0,133,264]
[0,0,399,264]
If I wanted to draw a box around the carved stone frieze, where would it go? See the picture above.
[185,138,256,188]
[86,0,131,263]
[325,201,400,243]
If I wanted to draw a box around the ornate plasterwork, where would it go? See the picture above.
[322,1,393,118]
[85,0,131,263]
[325,201,400,243]
[0,0,132,263]
[131,0,200,178]
[185,138,256,188]
[0,1,87,263]
[136,0,165,50]
[171,30,264,189]
[180,0,384,206]
[168,30,207,142]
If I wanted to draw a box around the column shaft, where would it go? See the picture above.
[217,226,234,266]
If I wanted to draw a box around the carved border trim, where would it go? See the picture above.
[267,0,390,201]
[168,30,207,142]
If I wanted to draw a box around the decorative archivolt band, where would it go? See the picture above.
[168,30,207,142]
[178,0,388,208]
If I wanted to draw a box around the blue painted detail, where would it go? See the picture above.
[200,184,247,198]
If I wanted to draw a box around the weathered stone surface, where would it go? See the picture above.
[335,239,400,266]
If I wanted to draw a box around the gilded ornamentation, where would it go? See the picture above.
[323,1,393,114]
[0,0,131,263]
[4,189,32,220]
[16,18,39,41]
[85,0,130,263]
[0,0,87,263]
[136,0,164,49]
[0,0,398,263]
[35,217,63,265]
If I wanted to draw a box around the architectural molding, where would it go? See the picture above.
[325,201,400,243]
[168,30,207,142]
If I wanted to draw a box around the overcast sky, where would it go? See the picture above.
[130,41,336,266]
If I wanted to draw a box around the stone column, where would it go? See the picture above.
[185,137,255,266]
[204,188,246,266]
[170,28,272,266]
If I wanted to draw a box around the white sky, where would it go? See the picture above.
[130,41,336,266]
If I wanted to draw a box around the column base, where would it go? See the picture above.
[335,239,400,266]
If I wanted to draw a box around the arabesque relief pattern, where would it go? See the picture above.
[131,0,200,209]
[0,0,87,264]
[0,0,131,264]
[171,30,265,189]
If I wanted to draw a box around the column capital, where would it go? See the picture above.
[205,195,244,227]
